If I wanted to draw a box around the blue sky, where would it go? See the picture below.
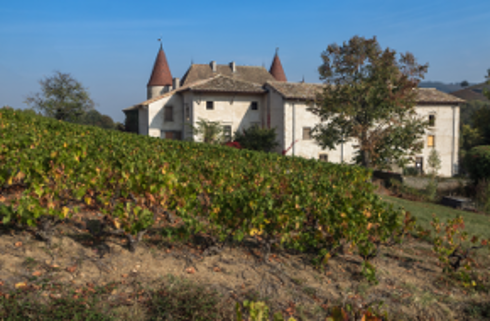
[1,0,489,123]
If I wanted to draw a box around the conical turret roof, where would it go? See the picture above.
[147,44,173,87]
[269,48,287,82]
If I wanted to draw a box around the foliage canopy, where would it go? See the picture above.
[25,71,95,122]
[309,35,429,169]
[233,125,279,153]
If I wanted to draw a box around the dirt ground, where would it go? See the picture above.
[1,185,489,320]
[0,211,489,320]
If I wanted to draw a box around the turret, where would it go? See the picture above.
[147,43,173,99]
[269,48,287,82]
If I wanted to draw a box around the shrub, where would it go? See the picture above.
[466,146,490,182]
[233,125,279,152]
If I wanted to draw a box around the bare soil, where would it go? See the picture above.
[1,188,490,320]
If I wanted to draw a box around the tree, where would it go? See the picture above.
[190,118,225,144]
[309,35,429,169]
[460,80,469,87]
[77,109,116,129]
[25,71,94,122]
[485,69,490,100]
[233,125,279,152]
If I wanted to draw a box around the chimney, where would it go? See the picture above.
[210,61,217,72]
[173,77,180,89]
[230,61,236,73]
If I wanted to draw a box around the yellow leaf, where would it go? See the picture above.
[63,142,67,148]
[367,223,373,230]
[62,206,70,218]
[340,213,346,218]
[84,197,92,205]
[15,282,27,288]
[113,219,121,229]
[50,151,57,158]
[7,176,13,185]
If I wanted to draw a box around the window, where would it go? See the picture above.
[185,103,190,121]
[428,114,435,127]
[162,130,182,140]
[427,135,435,147]
[164,106,173,122]
[319,154,328,162]
[223,125,232,142]
[251,102,258,110]
[415,156,423,174]
[206,101,214,110]
[303,127,312,140]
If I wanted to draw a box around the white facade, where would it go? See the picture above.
[125,63,463,177]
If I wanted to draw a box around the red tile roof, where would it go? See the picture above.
[147,45,173,87]
[269,50,287,82]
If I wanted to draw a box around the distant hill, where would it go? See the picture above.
[418,81,473,93]
[450,82,490,102]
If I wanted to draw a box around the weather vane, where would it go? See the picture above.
[158,36,163,49]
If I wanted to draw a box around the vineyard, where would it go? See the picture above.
[1,108,490,320]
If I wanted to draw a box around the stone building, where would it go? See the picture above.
[123,45,464,177]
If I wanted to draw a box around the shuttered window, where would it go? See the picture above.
[427,135,435,147]
[162,131,182,140]
[303,127,311,140]
[319,154,328,162]
[164,106,173,122]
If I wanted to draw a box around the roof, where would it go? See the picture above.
[180,63,275,86]
[416,88,465,104]
[269,52,287,82]
[123,75,264,112]
[186,74,266,94]
[147,45,173,87]
[266,81,324,100]
[267,82,465,104]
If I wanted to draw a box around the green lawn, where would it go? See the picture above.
[380,195,490,240]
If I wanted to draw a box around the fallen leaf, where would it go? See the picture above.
[14,242,22,247]
[186,267,196,274]
[66,265,77,273]
[32,271,42,277]
[15,282,27,288]
[121,274,129,278]
[213,267,221,272]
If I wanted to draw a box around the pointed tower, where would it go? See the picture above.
[147,43,173,99]
[269,48,287,82]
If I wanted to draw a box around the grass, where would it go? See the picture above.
[380,195,490,240]
[0,276,232,321]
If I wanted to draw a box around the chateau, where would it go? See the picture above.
[124,45,464,177]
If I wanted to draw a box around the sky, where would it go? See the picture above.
[1,0,489,123]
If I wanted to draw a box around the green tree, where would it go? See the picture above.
[460,80,469,87]
[190,118,225,144]
[233,125,279,152]
[485,69,490,100]
[25,71,94,122]
[77,109,116,129]
[461,124,483,151]
[309,36,429,169]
